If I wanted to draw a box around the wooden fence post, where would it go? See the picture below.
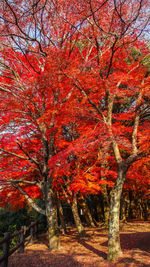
[2,232,10,267]
[30,221,38,243]
[0,220,41,266]
[19,226,25,254]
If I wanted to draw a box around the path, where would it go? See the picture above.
[8,221,150,267]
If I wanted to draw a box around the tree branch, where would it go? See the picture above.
[0,148,28,160]
[17,185,46,216]
[0,179,37,185]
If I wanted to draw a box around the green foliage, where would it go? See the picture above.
[0,204,47,254]
[0,208,28,235]
[0,208,28,254]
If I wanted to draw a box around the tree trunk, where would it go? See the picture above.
[102,186,110,226]
[71,194,86,237]
[107,166,126,261]
[103,199,110,226]
[120,192,129,222]
[128,190,135,219]
[57,194,67,234]
[142,199,149,221]
[101,164,110,226]
[94,195,104,222]
[46,190,60,250]
[78,195,95,227]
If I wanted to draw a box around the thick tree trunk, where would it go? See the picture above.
[107,166,126,261]
[71,194,86,237]
[46,190,60,250]
[78,195,95,227]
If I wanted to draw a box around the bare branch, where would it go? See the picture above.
[16,141,41,169]
[0,179,37,185]
[0,148,28,160]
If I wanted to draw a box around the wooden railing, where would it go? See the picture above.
[0,221,40,267]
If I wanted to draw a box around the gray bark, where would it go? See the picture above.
[107,165,127,261]
[46,189,60,250]
[18,186,46,215]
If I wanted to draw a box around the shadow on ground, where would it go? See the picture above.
[78,239,107,259]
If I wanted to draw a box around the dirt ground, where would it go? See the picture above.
[8,220,150,267]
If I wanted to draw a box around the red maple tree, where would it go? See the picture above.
[0,0,149,260]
